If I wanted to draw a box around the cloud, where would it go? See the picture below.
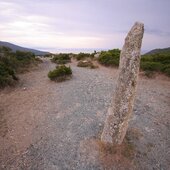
[0,2,21,23]
[0,0,170,52]
[145,28,170,37]
[0,16,105,49]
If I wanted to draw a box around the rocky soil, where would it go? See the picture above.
[0,58,170,170]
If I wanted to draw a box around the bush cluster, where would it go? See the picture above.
[98,49,121,67]
[0,62,18,87]
[97,48,170,77]
[0,46,37,88]
[140,53,170,76]
[75,52,94,61]
[48,65,72,82]
[51,53,71,64]
[77,60,98,69]
[44,53,53,58]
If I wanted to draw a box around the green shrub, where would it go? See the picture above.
[162,64,170,76]
[44,53,52,58]
[140,53,170,77]
[0,75,13,87]
[35,57,43,63]
[140,62,163,71]
[141,54,170,64]
[0,62,18,87]
[48,65,72,81]
[56,59,70,64]
[0,46,39,88]
[76,53,91,60]
[98,49,120,67]
[51,53,71,64]
[89,53,95,59]
[164,68,170,76]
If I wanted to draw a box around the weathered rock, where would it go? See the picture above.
[101,22,144,145]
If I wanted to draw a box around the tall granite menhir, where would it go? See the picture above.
[101,22,144,145]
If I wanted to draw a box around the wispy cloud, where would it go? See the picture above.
[145,27,170,37]
[0,0,170,52]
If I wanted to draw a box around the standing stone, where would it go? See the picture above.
[101,22,144,145]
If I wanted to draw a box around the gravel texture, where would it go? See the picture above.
[0,58,170,170]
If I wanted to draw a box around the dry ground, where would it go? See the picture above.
[0,58,170,170]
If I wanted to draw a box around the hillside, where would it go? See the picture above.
[140,47,170,77]
[0,41,49,56]
[145,47,170,55]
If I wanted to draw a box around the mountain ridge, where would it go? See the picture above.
[0,41,49,56]
[145,47,170,55]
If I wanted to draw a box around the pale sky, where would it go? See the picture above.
[0,0,170,52]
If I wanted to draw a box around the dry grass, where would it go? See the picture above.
[79,133,136,170]
[97,136,135,169]
[94,128,143,169]
[77,60,98,69]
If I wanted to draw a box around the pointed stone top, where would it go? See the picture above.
[130,22,144,34]
[134,21,144,26]
[124,21,144,52]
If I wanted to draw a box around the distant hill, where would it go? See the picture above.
[0,41,49,56]
[145,47,170,55]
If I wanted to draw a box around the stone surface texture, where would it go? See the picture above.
[101,22,144,144]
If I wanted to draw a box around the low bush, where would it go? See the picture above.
[141,54,170,64]
[75,53,91,61]
[0,46,37,88]
[35,57,43,63]
[48,65,72,82]
[140,53,170,77]
[140,62,163,71]
[98,49,120,67]
[97,48,170,77]
[77,60,98,69]
[163,68,170,77]
[0,63,15,87]
[51,53,71,64]
[44,53,53,58]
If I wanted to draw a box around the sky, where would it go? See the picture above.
[0,0,170,53]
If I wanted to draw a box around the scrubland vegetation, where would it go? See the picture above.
[0,46,40,88]
[48,65,72,82]
[140,53,170,77]
[77,60,98,69]
[51,53,71,64]
[97,48,170,77]
[1,45,169,88]
[50,49,170,77]
[75,52,94,61]
[44,53,53,58]
[98,49,120,67]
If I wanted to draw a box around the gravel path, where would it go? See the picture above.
[0,59,170,170]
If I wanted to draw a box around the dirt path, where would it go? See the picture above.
[0,59,170,170]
